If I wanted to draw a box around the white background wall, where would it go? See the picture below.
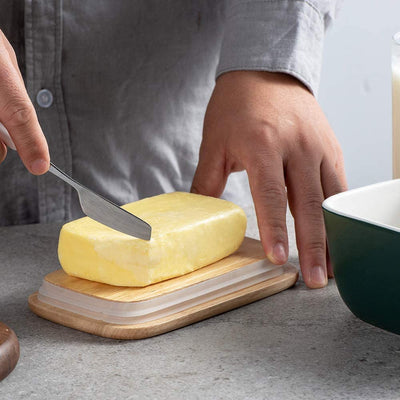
[319,0,400,189]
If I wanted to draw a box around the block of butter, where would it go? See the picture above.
[58,192,247,287]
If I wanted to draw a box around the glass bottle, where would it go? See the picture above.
[392,32,400,178]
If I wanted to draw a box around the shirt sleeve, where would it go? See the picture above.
[216,0,342,96]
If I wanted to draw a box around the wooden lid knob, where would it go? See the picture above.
[0,322,19,381]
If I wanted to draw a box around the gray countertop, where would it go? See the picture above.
[0,211,399,400]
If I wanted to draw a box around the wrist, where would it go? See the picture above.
[216,70,311,95]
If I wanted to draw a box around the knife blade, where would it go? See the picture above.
[0,122,152,240]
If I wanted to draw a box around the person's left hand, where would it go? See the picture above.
[191,70,347,288]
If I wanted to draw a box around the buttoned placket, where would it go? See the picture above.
[25,0,72,223]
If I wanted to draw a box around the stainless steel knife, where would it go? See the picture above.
[0,123,151,240]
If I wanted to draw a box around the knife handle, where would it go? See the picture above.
[0,123,16,150]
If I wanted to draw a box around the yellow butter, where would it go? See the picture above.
[58,192,247,286]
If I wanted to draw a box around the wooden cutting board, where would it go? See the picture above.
[29,237,298,339]
[0,322,19,381]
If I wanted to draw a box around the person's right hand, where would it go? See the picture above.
[0,30,49,174]
[191,71,347,288]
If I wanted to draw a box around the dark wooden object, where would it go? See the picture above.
[0,322,19,381]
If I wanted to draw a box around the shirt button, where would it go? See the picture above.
[36,89,54,108]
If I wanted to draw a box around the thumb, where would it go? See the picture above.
[191,140,227,198]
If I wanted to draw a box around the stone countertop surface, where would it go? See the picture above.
[0,210,399,400]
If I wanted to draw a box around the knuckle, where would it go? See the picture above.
[2,99,35,129]
[244,124,278,152]
[236,123,283,167]
[303,239,325,255]
[296,193,323,214]
[303,196,323,211]
[258,182,287,204]
[253,123,278,146]
[253,183,287,231]
[295,131,323,163]
[265,217,286,236]
[296,131,314,153]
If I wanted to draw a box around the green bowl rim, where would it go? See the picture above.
[322,179,400,234]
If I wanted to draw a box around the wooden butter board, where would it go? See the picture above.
[29,238,298,339]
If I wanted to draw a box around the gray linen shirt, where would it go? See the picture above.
[0,0,339,225]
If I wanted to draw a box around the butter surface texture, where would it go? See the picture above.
[58,192,247,286]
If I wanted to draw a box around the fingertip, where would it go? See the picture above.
[304,265,328,289]
[29,158,49,175]
[266,242,287,265]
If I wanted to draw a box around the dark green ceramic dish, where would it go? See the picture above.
[323,180,400,335]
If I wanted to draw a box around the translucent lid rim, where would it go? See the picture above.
[393,32,400,45]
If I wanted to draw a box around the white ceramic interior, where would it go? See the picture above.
[322,179,400,232]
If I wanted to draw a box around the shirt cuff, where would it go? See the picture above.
[216,0,327,96]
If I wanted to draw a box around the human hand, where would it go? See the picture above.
[191,70,347,288]
[0,30,49,173]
